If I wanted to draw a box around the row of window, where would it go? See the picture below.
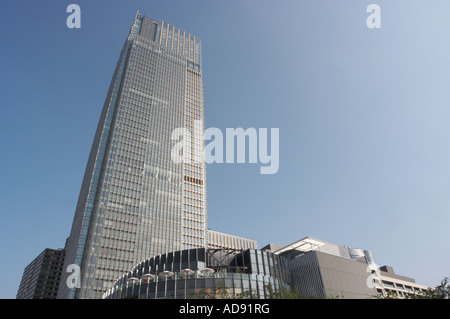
[381,280,424,292]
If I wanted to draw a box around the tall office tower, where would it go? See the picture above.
[58,12,207,299]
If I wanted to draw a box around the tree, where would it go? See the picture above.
[376,290,401,299]
[190,280,258,299]
[264,284,322,299]
[415,277,450,299]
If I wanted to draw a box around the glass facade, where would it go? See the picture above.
[58,12,207,299]
[103,248,290,299]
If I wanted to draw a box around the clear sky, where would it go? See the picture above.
[1,0,450,299]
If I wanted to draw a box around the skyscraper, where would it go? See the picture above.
[58,12,207,299]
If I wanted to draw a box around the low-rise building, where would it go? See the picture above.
[103,247,290,299]
[265,236,430,299]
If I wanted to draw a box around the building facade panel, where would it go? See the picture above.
[316,251,376,299]
[208,230,258,251]
[283,250,326,298]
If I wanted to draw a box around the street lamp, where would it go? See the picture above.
[199,268,215,277]
[180,268,195,278]
[141,273,155,283]
[159,270,174,279]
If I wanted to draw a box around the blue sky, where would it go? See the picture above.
[1,0,450,298]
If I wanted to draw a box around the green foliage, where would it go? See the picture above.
[412,277,450,299]
[190,282,341,299]
[375,290,400,299]
[190,280,258,299]
[264,284,319,299]
[190,276,450,300]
